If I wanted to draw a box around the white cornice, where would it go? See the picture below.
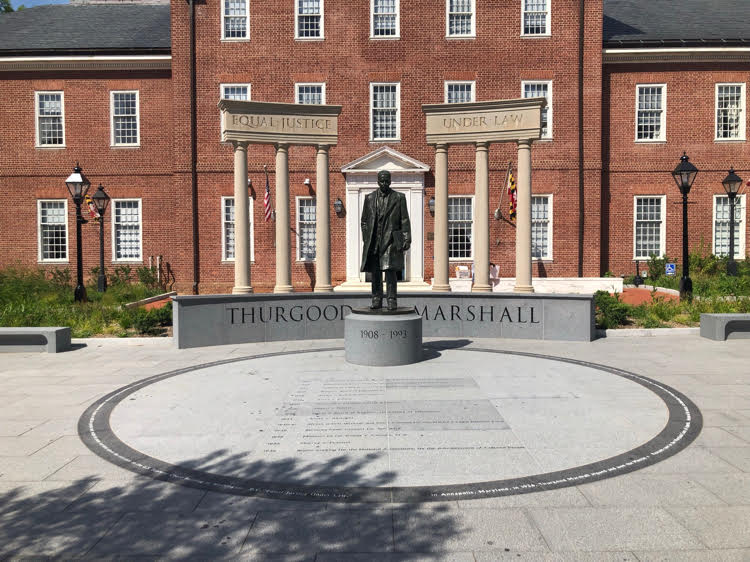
[604,47,750,64]
[0,55,171,72]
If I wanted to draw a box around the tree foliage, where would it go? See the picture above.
[0,0,13,13]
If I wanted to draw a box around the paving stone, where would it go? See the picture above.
[0,451,78,481]
[456,487,590,509]
[0,480,97,515]
[393,506,548,552]
[0,435,61,456]
[317,553,475,561]
[666,506,750,549]
[694,427,750,448]
[691,473,750,505]
[528,507,704,551]
[634,549,750,561]
[576,474,726,507]
[637,447,741,475]
[707,447,750,472]
[68,477,207,513]
[45,454,141,481]
[0,420,45,437]
[699,411,750,427]
[725,426,750,443]
[194,491,327,512]
[473,553,639,561]
[243,509,394,553]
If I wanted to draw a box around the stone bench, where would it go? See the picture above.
[0,327,71,353]
[700,314,750,341]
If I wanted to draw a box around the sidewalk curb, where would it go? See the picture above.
[596,327,699,338]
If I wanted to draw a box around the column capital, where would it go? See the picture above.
[316,144,330,152]
[517,138,532,149]
[475,141,489,150]
[275,142,289,152]
[435,143,448,152]
[230,140,249,151]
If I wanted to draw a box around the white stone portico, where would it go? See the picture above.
[219,99,342,294]
[336,147,432,293]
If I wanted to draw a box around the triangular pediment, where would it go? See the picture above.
[341,147,430,174]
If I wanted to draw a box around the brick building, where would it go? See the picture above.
[0,0,747,294]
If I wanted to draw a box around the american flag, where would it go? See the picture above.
[263,165,272,222]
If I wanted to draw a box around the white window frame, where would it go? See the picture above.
[220,83,251,100]
[370,0,400,39]
[111,198,143,263]
[448,195,474,261]
[369,82,401,142]
[633,195,666,260]
[295,196,316,262]
[294,82,326,104]
[522,80,553,139]
[221,0,250,41]
[221,196,255,262]
[712,193,746,259]
[715,83,746,142]
[521,0,550,37]
[444,80,476,103]
[37,199,69,263]
[531,194,553,260]
[295,0,324,40]
[110,90,140,147]
[634,84,666,143]
[35,91,65,148]
[445,0,475,38]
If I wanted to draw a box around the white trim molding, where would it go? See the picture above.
[221,196,255,263]
[294,82,326,104]
[110,90,141,147]
[295,195,316,262]
[34,90,65,148]
[633,195,666,260]
[295,0,324,40]
[522,80,553,139]
[111,198,143,263]
[370,0,400,39]
[0,55,171,72]
[445,0,475,38]
[715,82,746,142]
[531,193,553,260]
[369,82,401,142]
[521,0,551,37]
[634,83,666,143]
[221,0,250,41]
[444,80,476,104]
[604,47,750,65]
[37,199,69,263]
[712,193,746,259]
[220,84,251,101]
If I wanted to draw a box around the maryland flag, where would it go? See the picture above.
[507,166,517,222]
[84,194,100,220]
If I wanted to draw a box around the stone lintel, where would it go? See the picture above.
[219,99,342,146]
[422,97,545,145]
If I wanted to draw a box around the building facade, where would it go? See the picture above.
[0,0,747,294]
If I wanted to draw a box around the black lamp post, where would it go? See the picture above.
[64,163,91,302]
[671,152,699,299]
[721,167,743,276]
[91,184,111,291]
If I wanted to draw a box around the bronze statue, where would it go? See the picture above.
[360,170,411,311]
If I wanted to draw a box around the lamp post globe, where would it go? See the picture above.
[722,167,743,276]
[64,163,91,303]
[91,184,111,292]
[671,152,699,300]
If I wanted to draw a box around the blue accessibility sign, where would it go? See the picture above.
[665,263,676,276]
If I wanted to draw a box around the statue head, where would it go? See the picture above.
[377,170,391,193]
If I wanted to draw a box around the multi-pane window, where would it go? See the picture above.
[714,195,745,258]
[635,85,665,141]
[445,81,474,104]
[447,0,474,37]
[35,92,64,147]
[222,197,254,261]
[372,0,398,37]
[523,81,552,138]
[221,84,250,101]
[113,200,142,261]
[634,196,665,259]
[448,196,473,259]
[370,83,400,141]
[531,195,552,259]
[223,0,248,39]
[296,83,325,105]
[111,91,139,146]
[38,200,68,262]
[716,84,746,140]
[522,0,549,35]
[296,0,323,39]
[297,198,316,261]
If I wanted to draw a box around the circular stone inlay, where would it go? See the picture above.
[79,347,702,503]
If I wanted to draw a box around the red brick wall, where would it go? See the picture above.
[603,63,750,276]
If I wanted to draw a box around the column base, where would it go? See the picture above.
[232,286,253,294]
[431,283,452,292]
[472,284,492,293]
[313,285,334,293]
[273,285,294,294]
[513,284,535,293]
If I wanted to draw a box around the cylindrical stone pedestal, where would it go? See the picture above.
[345,311,423,366]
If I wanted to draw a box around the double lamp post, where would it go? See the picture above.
[64,163,111,302]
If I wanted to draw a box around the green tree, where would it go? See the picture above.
[0,0,13,13]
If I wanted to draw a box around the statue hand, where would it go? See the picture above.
[402,242,410,251]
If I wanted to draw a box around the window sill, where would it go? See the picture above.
[296,259,316,263]
[35,145,66,149]
[449,258,474,262]
[714,138,746,143]
[222,259,256,264]
[634,139,667,144]
[370,139,401,143]
[532,258,553,262]
[110,145,141,149]
[370,35,401,40]
[445,35,476,40]
[38,260,69,264]
[520,34,551,38]
[221,38,251,43]
[112,260,143,264]
[295,37,325,41]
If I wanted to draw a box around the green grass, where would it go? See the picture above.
[0,265,172,338]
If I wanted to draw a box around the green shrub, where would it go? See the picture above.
[594,290,631,329]
[136,266,159,289]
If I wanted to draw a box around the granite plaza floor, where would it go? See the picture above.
[1,333,750,560]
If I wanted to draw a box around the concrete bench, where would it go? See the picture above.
[0,327,71,353]
[700,314,750,341]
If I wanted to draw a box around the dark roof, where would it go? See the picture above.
[604,0,750,47]
[0,4,170,55]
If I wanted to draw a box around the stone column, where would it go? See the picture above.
[514,139,534,293]
[231,141,253,294]
[274,143,293,293]
[314,145,332,292]
[432,143,451,292]
[473,141,491,292]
